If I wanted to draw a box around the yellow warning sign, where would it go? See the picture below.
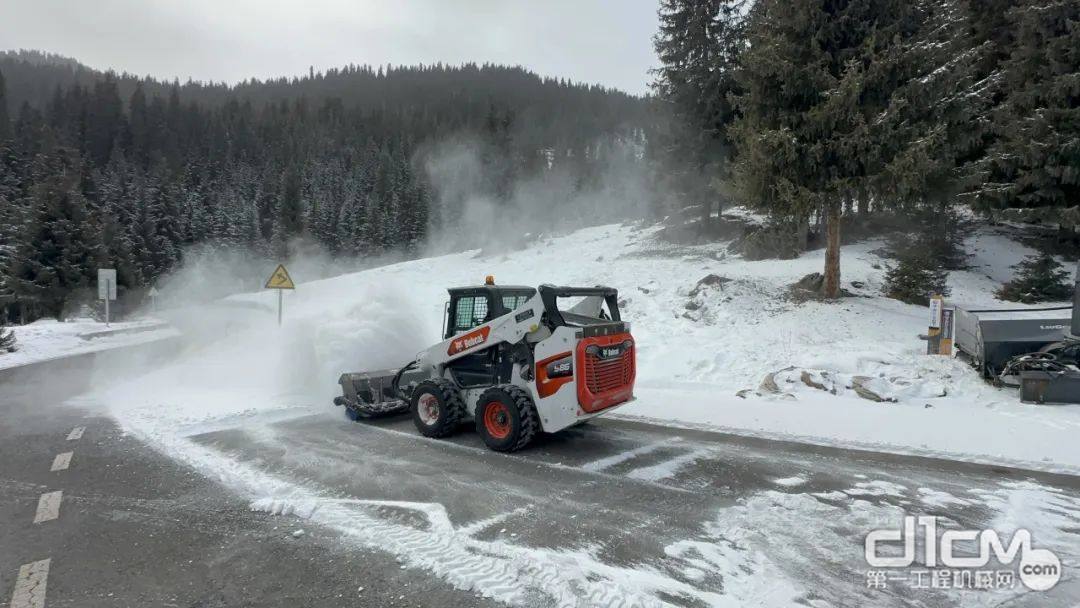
[264,264,296,290]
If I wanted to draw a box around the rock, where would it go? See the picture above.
[793,272,825,292]
[759,373,781,395]
[851,376,897,403]
[850,280,865,289]
[736,389,753,399]
[689,274,732,297]
[800,371,828,392]
[760,366,796,395]
[684,300,702,311]
[292,529,305,538]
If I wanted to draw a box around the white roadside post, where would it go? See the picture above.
[264,264,296,326]
[148,285,159,314]
[97,268,117,327]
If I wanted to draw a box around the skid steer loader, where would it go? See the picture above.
[333,279,636,451]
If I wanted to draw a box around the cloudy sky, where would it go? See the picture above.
[0,0,660,95]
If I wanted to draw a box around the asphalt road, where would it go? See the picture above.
[2,347,1080,607]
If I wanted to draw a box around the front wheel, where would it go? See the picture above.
[410,379,465,438]
[476,385,539,452]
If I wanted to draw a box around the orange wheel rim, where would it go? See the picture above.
[483,402,512,439]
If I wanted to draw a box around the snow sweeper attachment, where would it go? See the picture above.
[333,368,412,420]
[333,281,636,451]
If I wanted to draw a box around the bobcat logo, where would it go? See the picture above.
[448,327,491,355]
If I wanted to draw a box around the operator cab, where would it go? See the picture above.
[442,282,536,389]
[444,284,536,339]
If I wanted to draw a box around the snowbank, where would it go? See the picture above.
[89,218,1080,474]
[0,317,178,371]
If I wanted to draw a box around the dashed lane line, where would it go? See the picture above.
[65,426,85,441]
[9,559,50,608]
[580,437,682,472]
[49,452,72,472]
[33,491,62,524]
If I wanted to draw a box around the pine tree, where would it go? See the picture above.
[998,253,1074,303]
[977,1,1080,209]
[883,252,951,306]
[732,0,927,298]
[0,322,16,352]
[0,67,10,142]
[652,0,747,222]
[9,146,101,320]
[874,0,993,208]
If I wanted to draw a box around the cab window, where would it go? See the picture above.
[448,295,490,336]
[501,294,529,311]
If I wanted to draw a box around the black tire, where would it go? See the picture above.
[475,385,539,452]
[410,379,465,438]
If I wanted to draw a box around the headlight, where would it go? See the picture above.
[585,345,600,356]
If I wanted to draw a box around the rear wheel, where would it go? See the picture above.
[410,379,465,438]
[476,385,539,452]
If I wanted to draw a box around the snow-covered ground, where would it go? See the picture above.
[0,317,177,371]
[78,217,1079,474]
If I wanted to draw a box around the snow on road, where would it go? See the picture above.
[0,317,177,371]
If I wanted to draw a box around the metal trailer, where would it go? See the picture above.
[953,306,1073,377]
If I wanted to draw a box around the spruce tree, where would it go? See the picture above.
[0,322,16,352]
[10,146,101,320]
[653,0,747,223]
[978,0,1080,209]
[0,68,10,142]
[998,253,1074,303]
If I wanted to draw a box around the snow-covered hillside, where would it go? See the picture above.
[89,218,1080,474]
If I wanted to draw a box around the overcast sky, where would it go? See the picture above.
[1,0,660,95]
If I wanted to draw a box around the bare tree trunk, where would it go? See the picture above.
[823,202,841,299]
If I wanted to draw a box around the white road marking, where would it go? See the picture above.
[580,437,681,472]
[66,426,85,441]
[50,452,73,472]
[33,491,62,523]
[339,423,698,494]
[9,559,50,608]
[626,448,712,482]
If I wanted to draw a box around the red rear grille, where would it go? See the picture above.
[576,332,636,414]
[584,348,634,394]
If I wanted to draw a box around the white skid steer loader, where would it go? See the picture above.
[333,278,636,451]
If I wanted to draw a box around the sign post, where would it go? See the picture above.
[97,269,117,326]
[148,286,159,314]
[925,295,954,356]
[264,264,296,326]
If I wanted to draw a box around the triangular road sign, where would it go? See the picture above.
[265,264,296,290]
